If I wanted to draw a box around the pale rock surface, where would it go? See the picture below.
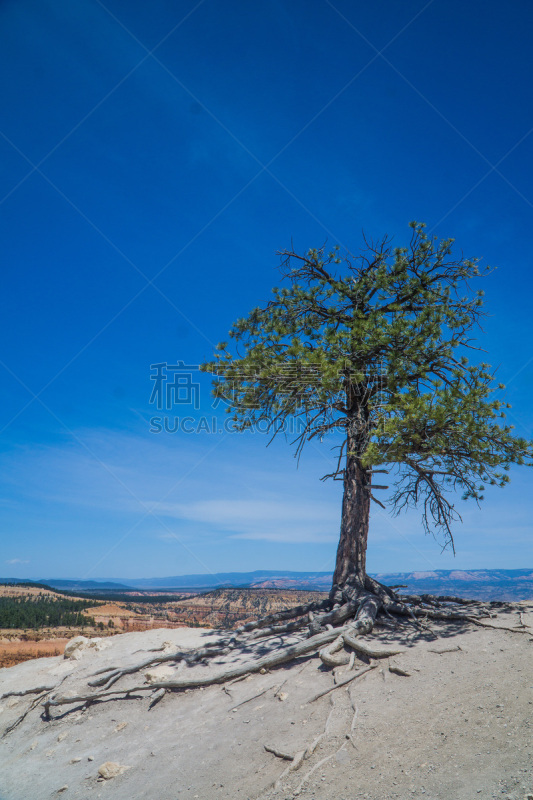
[0,610,531,800]
[63,636,110,660]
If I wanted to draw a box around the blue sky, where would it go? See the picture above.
[1,0,532,580]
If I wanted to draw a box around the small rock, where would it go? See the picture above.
[98,761,131,780]
[88,756,94,762]
[57,787,68,793]
[63,637,89,659]
[69,758,81,764]
[277,692,288,702]
[90,639,110,652]
[29,740,38,751]
[113,722,127,733]
[57,732,68,742]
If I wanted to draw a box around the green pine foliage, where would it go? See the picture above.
[202,222,532,551]
[0,596,96,629]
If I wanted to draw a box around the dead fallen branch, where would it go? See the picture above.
[148,688,166,709]
[389,664,411,677]
[264,744,293,760]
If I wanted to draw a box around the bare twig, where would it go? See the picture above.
[308,664,378,703]
[229,683,278,711]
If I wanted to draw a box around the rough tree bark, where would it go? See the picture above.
[328,382,380,640]
[35,384,522,722]
[330,431,371,598]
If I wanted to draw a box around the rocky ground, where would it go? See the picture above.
[0,605,532,800]
[0,588,327,670]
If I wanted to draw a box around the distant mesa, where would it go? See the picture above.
[409,571,438,579]
[1,568,532,601]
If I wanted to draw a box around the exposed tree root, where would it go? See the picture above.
[265,696,338,792]
[342,629,403,658]
[238,599,330,633]
[88,642,235,690]
[292,697,359,796]
[31,581,529,724]
[43,686,153,718]
[319,634,349,667]
[147,627,347,690]
[517,612,531,629]
[462,617,532,634]
[1,685,57,699]
[3,691,50,737]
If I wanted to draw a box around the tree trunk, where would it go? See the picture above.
[330,425,371,600]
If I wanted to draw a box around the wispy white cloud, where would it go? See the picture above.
[0,428,341,547]
[1,427,530,572]
[5,558,29,565]
[152,498,338,543]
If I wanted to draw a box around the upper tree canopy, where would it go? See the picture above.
[202,222,532,552]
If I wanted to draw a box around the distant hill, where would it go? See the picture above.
[123,570,332,591]
[4,569,532,601]
[120,568,533,600]
[375,569,533,602]
[0,578,133,592]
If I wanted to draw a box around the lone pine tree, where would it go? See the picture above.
[202,221,532,635]
[43,223,533,716]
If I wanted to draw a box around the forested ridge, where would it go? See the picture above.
[0,595,97,629]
